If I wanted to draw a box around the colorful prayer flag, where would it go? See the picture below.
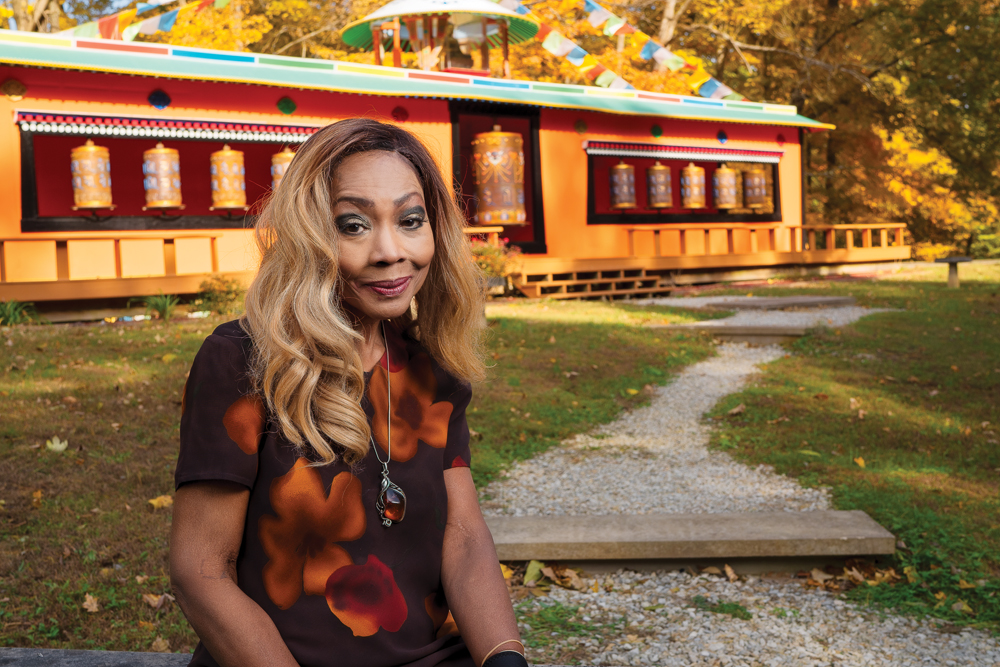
[594,69,617,87]
[565,45,588,66]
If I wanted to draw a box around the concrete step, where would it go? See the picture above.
[698,296,856,310]
[486,510,895,562]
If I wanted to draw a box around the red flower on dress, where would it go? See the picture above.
[450,455,470,469]
[222,394,266,454]
[369,352,453,462]
[325,555,408,637]
[425,591,459,639]
[259,458,365,609]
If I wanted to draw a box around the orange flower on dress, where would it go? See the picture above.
[259,458,365,609]
[326,555,408,637]
[425,591,459,639]
[369,352,453,462]
[223,394,266,454]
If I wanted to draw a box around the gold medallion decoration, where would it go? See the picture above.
[271,147,296,190]
[142,142,183,210]
[646,161,672,209]
[209,144,247,210]
[471,125,527,225]
[743,166,768,209]
[680,162,706,209]
[70,139,114,210]
[1,78,26,102]
[609,161,637,209]
[712,163,739,209]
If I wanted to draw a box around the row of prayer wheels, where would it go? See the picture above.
[610,161,769,210]
[471,126,527,225]
[70,139,297,211]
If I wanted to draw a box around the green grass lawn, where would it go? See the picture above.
[703,261,1000,630]
[0,300,719,652]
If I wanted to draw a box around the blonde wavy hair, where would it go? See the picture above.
[242,118,486,465]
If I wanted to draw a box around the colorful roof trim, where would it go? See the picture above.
[583,140,783,164]
[0,31,834,130]
[15,111,317,142]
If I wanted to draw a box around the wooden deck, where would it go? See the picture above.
[514,223,909,299]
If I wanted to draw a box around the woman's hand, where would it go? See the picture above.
[170,481,299,667]
[441,467,523,666]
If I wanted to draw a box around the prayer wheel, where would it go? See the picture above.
[70,139,114,210]
[680,162,706,209]
[142,142,183,210]
[646,161,672,209]
[712,163,739,209]
[609,161,637,209]
[744,166,768,209]
[271,146,295,190]
[471,126,526,225]
[209,144,247,210]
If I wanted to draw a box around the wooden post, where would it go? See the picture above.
[750,229,759,253]
[895,227,903,246]
[825,229,834,250]
[480,18,489,72]
[880,228,888,247]
[726,229,734,254]
[653,230,662,257]
[372,25,382,65]
[392,18,402,68]
[863,228,872,248]
[846,229,855,249]
[679,229,688,255]
[808,230,816,251]
[500,21,510,78]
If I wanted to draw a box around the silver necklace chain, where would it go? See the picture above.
[372,320,403,527]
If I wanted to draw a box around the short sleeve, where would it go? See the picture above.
[441,378,472,471]
[175,327,263,490]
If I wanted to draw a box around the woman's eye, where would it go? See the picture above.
[401,216,426,229]
[336,218,368,235]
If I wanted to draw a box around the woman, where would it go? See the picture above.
[170,118,525,667]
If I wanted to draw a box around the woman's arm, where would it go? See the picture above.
[441,467,523,666]
[170,481,299,667]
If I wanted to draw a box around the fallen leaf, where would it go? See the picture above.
[857,409,867,420]
[951,365,959,372]
[150,636,171,652]
[110,423,122,432]
[136,575,149,584]
[724,564,738,582]
[161,354,177,364]
[548,336,556,344]
[563,371,579,378]
[810,568,834,582]
[849,397,861,410]
[46,435,68,453]
[934,591,947,601]
[499,564,514,581]
[952,600,973,614]
[523,560,545,586]
[959,579,977,589]
[907,376,921,383]
[625,388,639,395]
[468,428,481,440]
[854,457,866,468]
[798,450,822,457]
[142,593,176,610]
[61,396,78,404]
[138,621,156,630]
[797,386,806,391]
[701,566,722,575]
[82,593,100,613]
[903,566,919,584]
[728,404,746,416]
[147,495,173,510]
[31,489,42,509]
[813,393,829,400]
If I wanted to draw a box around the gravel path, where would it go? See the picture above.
[481,343,829,515]
[639,297,895,329]
[520,569,1000,666]
[488,300,1000,665]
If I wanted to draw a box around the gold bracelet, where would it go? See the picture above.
[482,638,525,664]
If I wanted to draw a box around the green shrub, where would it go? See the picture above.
[130,292,180,322]
[470,237,522,278]
[0,300,37,326]
[196,275,246,315]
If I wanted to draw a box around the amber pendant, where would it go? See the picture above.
[377,470,406,527]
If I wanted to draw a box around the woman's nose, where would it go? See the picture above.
[370,223,406,265]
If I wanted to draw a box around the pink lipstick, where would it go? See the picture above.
[365,276,411,297]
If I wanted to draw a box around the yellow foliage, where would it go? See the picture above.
[145,1,272,51]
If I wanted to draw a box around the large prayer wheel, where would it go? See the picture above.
[680,162,706,209]
[609,161,637,209]
[712,163,739,209]
[744,166,768,209]
[142,142,183,210]
[471,126,526,225]
[70,139,114,210]
[646,161,672,209]
[209,144,247,210]
[271,146,295,190]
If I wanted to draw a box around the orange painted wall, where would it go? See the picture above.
[536,108,803,259]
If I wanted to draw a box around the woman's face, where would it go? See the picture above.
[332,150,435,327]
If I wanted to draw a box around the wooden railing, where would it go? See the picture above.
[801,224,907,251]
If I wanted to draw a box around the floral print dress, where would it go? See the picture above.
[176,321,475,667]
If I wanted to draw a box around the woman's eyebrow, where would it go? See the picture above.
[334,195,375,209]
[394,192,422,207]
